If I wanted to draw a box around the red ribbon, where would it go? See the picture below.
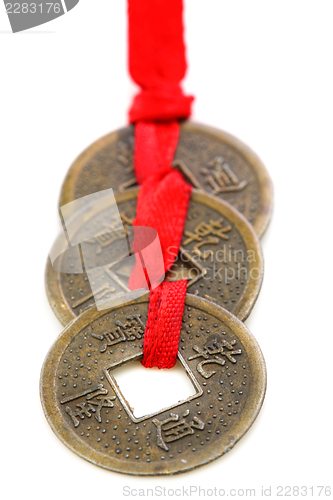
[128,0,194,368]
[128,0,194,123]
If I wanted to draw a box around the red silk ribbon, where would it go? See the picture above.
[128,0,193,123]
[128,0,194,368]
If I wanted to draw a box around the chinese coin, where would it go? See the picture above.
[40,294,266,475]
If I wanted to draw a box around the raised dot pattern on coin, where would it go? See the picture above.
[46,190,263,326]
[40,295,266,475]
[59,122,273,237]
[175,126,263,228]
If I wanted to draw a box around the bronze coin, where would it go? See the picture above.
[59,122,273,237]
[46,189,263,326]
[40,294,266,475]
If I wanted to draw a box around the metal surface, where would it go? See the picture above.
[40,294,266,475]
[59,122,273,237]
[46,189,263,326]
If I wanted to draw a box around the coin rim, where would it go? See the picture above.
[40,294,266,476]
[45,188,264,326]
[58,121,273,238]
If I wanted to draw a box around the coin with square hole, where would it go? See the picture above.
[59,122,273,238]
[40,294,266,475]
[46,189,263,326]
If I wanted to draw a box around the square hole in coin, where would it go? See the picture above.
[110,359,198,419]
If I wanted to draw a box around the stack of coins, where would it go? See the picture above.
[40,122,273,475]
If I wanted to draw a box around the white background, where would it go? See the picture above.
[1,1,332,499]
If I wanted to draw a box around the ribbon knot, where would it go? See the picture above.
[129,86,194,123]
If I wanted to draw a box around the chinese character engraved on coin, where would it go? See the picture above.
[182,218,232,259]
[152,410,205,451]
[188,338,242,379]
[61,384,116,428]
[199,156,248,195]
[91,314,144,351]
